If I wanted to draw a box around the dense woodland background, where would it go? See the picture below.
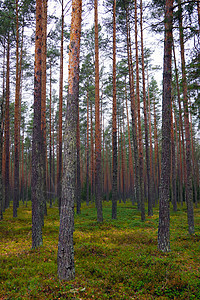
[0,0,200,285]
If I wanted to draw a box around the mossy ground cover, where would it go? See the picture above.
[0,201,200,299]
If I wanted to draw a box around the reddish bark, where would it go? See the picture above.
[112,0,117,219]
[94,0,103,222]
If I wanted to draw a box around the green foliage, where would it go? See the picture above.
[0,201,200,299]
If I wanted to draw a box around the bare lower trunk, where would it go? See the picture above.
[158,0,173,253]
[57,0,82,280]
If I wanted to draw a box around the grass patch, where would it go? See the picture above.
[0,201,200,299]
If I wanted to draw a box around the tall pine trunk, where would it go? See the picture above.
[41,0,48,218]
[158,0,173,252]
[76,100,81,213]
[86,90,90,207]
[13,0,20,217]
[58,0,64,213]
[125,6,140,210]
[94,0,103,222]
[112,0,117,219]
[32,0,44,248]
[140,0,152,216]
[135,0,145,221]
[178,0,194,234]
[5,35,10,210]
[57,0,82,280]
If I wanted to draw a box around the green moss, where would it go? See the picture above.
[0,201,199,299]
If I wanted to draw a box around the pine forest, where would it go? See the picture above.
[0,0,200,298]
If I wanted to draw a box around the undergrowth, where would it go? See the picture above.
[0,201,200,299]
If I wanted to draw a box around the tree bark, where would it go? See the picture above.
[158,0,173,252]
[90,101,94,200]
[94,0,103,222]
[172,40,186,204]
[171,101,177,211]
[125,81,134,204]
[57,0,82,280]
[112,0,117,219]
[147,69,154,206]
[58,0,64,213]
[140,0,152,216]
[0,42,5,219]
[4,35,10,210]
[41,0,48,217]
[13,0,20,217]
[76,100,81,213]
[135,0,145,221]
[86,90,90,207]
[125,6,140,210]
[178,0,194,234]
[32,0,44,248]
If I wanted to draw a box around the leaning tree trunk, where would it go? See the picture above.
[158,0,173,253]
[57,0,82,281]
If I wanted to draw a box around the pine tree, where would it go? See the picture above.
[158,0,173,253]
[57,0,82,280]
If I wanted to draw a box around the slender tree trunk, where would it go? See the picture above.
[13,0,20,217]
[86,90,90,206]
[49,61,52,207]
[94,0,103,222]
[171,101,177,211]
[112,0,117,219]
[125,81,134,204]
[153,98,160,202]
[58,0,64,213]
[134,0,145,221]
[147,69,154,205]
[5,35,10,210]
[120,124,125,203]
[189,103,197,207]
[173,104,181,205]
[158,0,173,252]
[52,104,55,198]
[140,0,152,216]
[32,0,44,248]
[90,101,94,200]
[172,40,186,203]
[0,43,5,219]
[125,6,140,210]
[76,100,81,214]
[57,0,82,280]
[178,0,194,234]
[21,129,24,204]
[41,0,48,217]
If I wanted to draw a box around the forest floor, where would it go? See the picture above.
[0,200,200,300]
